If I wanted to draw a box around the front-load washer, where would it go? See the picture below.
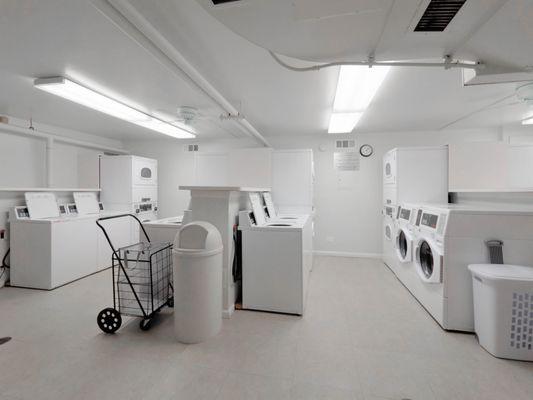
[408,203,533,332]
[392,204,420,287]
[414,235,443,284]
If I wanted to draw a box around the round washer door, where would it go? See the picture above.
[385,223,393,241]
[415,239,442,283]
[396,229,413,262]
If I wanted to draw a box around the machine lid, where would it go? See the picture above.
[25,192,60,219]
[468,264,533,281]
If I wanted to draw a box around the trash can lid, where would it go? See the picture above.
[468,264,533,281]
[173,221,223,255]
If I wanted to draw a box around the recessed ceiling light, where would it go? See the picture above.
[523,117,533,125]
[328,112,363,134]
[34,77,195,139]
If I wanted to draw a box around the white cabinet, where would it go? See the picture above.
[507,145,533,190]
[449,143,533,192]
[382,146,448,206]
[194,152,229,186]
[449,142,507,192]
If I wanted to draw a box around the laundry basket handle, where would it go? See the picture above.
[96,213,151,256]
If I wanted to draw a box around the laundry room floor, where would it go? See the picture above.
[0,256,532,400]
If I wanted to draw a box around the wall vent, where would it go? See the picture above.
[212,0,240,4]
[185,144,199,152]
[336,140,355,149]
[414,0,467,32]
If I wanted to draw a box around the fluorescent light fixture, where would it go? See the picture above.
[34,77,195,139]
[328,65,390,133]
[328,112,363,134]
[333,66,390,112]
[523,117,533,125]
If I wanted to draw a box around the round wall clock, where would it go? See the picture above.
[359,144,374,157]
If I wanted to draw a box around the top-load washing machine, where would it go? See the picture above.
[239,192,313,315]
[409,203,533,332]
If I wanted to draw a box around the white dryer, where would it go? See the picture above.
[409,204,533,332]
[382,205,398,274]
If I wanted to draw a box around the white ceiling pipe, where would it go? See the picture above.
[91,0,270,148]
[0,122,129,155]
[269,51,484,72]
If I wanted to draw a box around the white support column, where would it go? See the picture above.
[46,137,54,187]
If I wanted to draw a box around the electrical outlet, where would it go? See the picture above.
[0,229,5,240]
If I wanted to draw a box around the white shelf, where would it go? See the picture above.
[450,188,533,193]
[179,185,270,192]
[0,188,101,192]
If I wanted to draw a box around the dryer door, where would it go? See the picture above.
[415,239,442,283]
[383,151,397,185]
[395,228,413,263]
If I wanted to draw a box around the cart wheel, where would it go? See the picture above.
[97,308,122,334]
[139,318,153,331]
[167,297,174,308]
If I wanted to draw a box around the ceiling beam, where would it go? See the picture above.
[91,0,271,147]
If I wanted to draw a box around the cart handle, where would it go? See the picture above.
[96,214,151,256]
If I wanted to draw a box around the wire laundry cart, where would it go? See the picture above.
[96,214,174,333]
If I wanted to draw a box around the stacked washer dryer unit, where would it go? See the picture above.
[100,155,159,223]
[382,146,448,276]
[410,204,533,332]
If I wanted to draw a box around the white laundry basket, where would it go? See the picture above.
[173,221,223,344]
[468,264,533,361]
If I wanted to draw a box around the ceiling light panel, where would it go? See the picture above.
[328,112,363,134]
[333,66,390,112]
[34,77,195,139]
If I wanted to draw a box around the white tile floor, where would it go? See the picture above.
[1,256,532,400]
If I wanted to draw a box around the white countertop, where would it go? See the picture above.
[179,185,270,192]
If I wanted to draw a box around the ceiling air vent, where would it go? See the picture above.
[212,0,241,4]
[336,140,355,149]
[414,0,467,32]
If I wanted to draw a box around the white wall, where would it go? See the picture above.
[126,128,505,258]
[0,118,125,286]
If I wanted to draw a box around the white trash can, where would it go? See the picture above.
[468,264,533,361]
[173,221,223,344]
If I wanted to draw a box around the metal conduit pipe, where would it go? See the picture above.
[91,0,270,148]
[269,51,485,72]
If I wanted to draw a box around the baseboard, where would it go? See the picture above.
[222,304,235,319]
[313,250,382,259]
